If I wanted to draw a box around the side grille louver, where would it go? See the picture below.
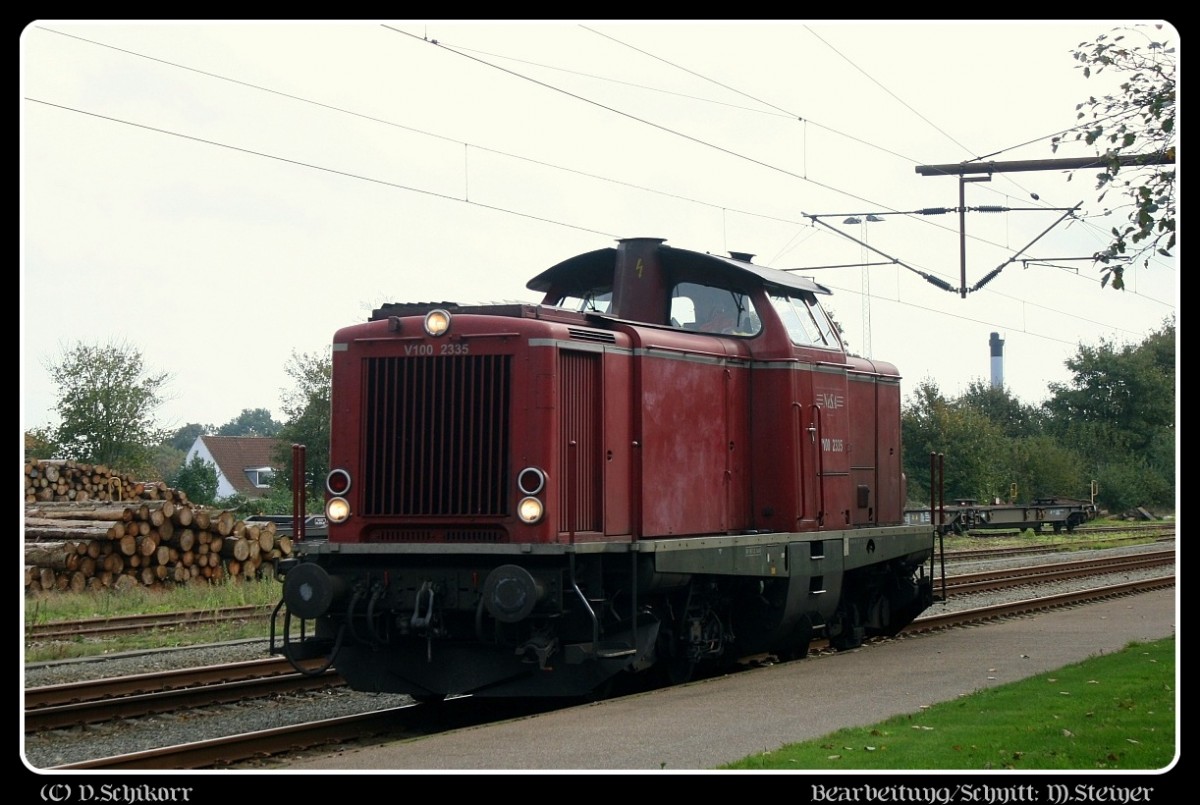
[567,328,617,344]
[558,351,602,533]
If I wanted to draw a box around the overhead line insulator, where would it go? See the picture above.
[971,266,1006,292]
[919,272,957,293]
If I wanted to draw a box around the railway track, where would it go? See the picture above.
[25,604,273,641]
[29,549,1173,730]
[23,657,341,731]
[47,574,1174,771]
[935,549,1174,595]
[30,547,1174,770]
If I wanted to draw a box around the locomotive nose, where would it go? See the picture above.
[482,564,545,623]
[283,563,347,619]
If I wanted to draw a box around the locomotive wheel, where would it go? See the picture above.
[829,604,864,651]
[577,676,618,701]
[652,626,697,686]
[770,641,809,663]
[771,621,814,662]
[664,654,696,685]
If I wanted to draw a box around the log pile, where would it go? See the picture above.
[24,458,184,506]
[23,461,294,593]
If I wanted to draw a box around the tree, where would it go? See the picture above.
[1042,318,1175,510]
[1043,319,1175,456]
[42,340,171,475]
[271,350,332,512]
[24,426,59,459]
[902,379,1011,504]
[956,380,1043,439]
[1001,435,1087,503]
[903,380,1088,507]
[168,422,212,452]
[217,407,282,437]
[171,454,219,505]
[148,444,185,484]
[1053,24,1176,289]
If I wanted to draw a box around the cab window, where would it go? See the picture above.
[669,282,761,336]
[769,289,840,348]
[555,286,612,313]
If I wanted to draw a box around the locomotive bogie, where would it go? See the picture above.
[278,525,933,697]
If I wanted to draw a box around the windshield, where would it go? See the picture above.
[769,289,840,348]
[555,286,613,313]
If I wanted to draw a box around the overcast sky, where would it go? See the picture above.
[20,19,1179,438]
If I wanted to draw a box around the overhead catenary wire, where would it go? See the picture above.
[36,22,1149,289]
[24,23,1174,357]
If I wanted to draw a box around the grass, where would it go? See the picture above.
[23,577,280,662]
[720,637,1177,771]
[934,519,1165,553]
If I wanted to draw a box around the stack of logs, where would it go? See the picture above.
[23,460,294,593]
[25,458,179,505]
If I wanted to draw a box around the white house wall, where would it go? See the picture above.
[186,438,239,500]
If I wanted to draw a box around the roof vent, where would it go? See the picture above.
[729,251,755,263]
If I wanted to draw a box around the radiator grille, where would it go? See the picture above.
[559,351,602,533]
[362,354,511,517]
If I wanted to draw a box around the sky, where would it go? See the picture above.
[20,19,1179,438]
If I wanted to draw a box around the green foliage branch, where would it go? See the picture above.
[269,349,332,514]
[1053,24,1176,289]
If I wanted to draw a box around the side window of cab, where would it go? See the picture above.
[669,282,761,336]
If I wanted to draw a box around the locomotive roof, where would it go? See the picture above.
[526,242,832,296]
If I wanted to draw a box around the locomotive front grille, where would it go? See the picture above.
[362,354,511,517]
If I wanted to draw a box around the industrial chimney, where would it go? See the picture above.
[989,332,1005,389]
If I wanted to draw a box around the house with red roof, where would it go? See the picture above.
[186,435,283,499]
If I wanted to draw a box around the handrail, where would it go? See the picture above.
[291,443,306,542]
[810,404,825,525]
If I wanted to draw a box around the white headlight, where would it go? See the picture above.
[326,497,351,524]
[517,496,544,524]
[424,309,451,337]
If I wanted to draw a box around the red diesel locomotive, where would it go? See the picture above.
[273,237,938,699]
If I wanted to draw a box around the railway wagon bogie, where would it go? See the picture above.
[273,237,938,698]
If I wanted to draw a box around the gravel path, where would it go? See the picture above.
[21,541,1174,771]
